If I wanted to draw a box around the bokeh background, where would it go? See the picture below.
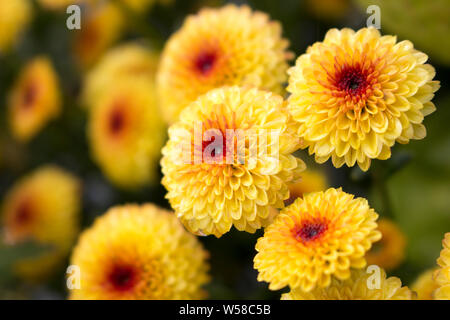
[0,0,449,299]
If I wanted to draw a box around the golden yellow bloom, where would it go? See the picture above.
[366,218,407,271]
[287,27,440,171]
[0,0,32,52]
[254,188,381,292]
[8,57,61,142]
[434,233,450,300]
[73,2,124,69]
[412,269,439,300]
[2,166,81,281]
[157,4,291,123]
[69,204,209,300]
[161,86,305,237]
[281,268,415,300]
[82,43,159,109]
[88,78,165,189]
[284,169,327,205]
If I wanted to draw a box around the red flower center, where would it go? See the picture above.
[22,83,38,109]
[202,131,227,160]
[194,51,217,76]
[108,264,138,292]
[108,106,126,135]
[294,220,328,243]
[14,199,33,225]
[335,66,368,96]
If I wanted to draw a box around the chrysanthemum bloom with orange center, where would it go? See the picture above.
[0,0,32,52]
[366,218,407,271]
[161,86,305,237]
[8,57,61,142]
[69,204,209,300]
[287,27,440,171]
[2,166,81,281]
[281,268,415,300]
[412,269,439,300]
[73,2,124,69]
[254,188,381,292]
[82,43,159,109]
[157,4,292,123]
[433,233,450,299]
[88,78,165,189]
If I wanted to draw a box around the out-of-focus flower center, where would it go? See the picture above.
[293,220,328,243]
[22,83,37,109]
[194,51,217,76]
[108,264,138,292]
[14,199,34,226]
[334,66,368,97]
[108,105,126,136]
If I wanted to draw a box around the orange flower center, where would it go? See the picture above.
[108,264,138,292]
[193,50,217,76]
[108,105,126,136]
[335,66,368,96]
[22,83,38,109]
[293,219,328,243]
[13,199,34,226]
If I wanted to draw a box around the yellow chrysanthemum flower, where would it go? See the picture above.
[161,86,305,237]
[0,0,32,52]
[281,268,415,300]
[254,188,381,292]
[412,269,439,300]
[157,4,292,123]
[366,218,407,271]
[287,27,440,171]
[82,43,159,109]
[88,78,165,189]
[284,169,327,205]
[69,204,209,300]
[8,57,61,142]
[434,233,450,300]
[1,166,81,281]
[73,2,124,69]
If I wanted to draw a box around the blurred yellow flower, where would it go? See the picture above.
[157,4,292,123]
[161,86,305,237]
[2,166,81,281]
[434,233,450,300]
[287,27,440,171]
[82,43,159,109]
[8,57,61,142]
[88,78,165,189]
[69,204,209,300]
[254,188,381,292]
[37,0,88,10]
[284,169,327,205]
[73,2,124,69]
[281,268,415,300]
[119,0,156,12]
[412,268,438,300]
[0,0,32,52]
[366,218,407,271]
[306,0,350,21]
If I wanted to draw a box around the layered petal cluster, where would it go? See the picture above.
[69,204,210,300]
[281,268,415,300]
[287,27,440,171]
[2,166,81,281]
[0,0,32,52]
[88,78,165,189]
[161,86,305,237]
[412,269,438,300]
[157,4,291,123]
[366,218,407,271]
[254,188,381,291]
[434,233,450,299]
[8,57,61,142]
[82,43,159,109]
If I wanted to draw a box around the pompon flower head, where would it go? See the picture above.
[287,27,440,171]
[284,169,327,206]
[412,269,439,300]
[0,0,32,52]
[434,233,450,300]
[88,78,165,189]
[157,4,292,123]
[254,188,381,292]
[82,43,159,109]
[73,2,124,69]
[161,86,305,237]
[8,57,61,142]
[366,218,407,271]
[2,166,81,281]
[281,268,415,300]
[69,204,209,300]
